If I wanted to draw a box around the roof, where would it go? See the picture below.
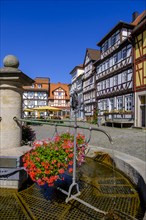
[97,10,146,46]
[49,82,70,100]
[83,48,100,65]
[131,10,146,26]
[69,64,84,75]
[87,48,101,60]
[97,22,134,46]
[23,77,49,91]
[131,11,146,36]
[34,77,50,84]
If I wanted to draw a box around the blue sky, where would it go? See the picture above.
[0,0,145,83]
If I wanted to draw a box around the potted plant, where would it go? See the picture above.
[22,132,87,187]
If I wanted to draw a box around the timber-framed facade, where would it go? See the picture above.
[23,77,50,118]
[48,82,70,118]
[83,48,100,121]
[132,11,146,127]
[95,21,136,127]
[69,65,84,119]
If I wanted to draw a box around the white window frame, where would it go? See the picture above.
[117,97,123,110]
[125,95,132,111]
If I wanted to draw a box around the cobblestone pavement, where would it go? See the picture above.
[31,122,146,161]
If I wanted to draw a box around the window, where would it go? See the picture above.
[106,79,110,88]
[31,84,34,88]
[106,59,110,69]
[37,92,44,99]
[109,98,114,110]
[89,76,93,84]
[96,67,99,74]
[117,97,123,110]
[58,91,62,96]
[113,54,118,64]
[100,81,103,90]
[122,72,127,83]
[28,92,34,98]
[122,48,127,59]
[125,96,132,111]
[113,75,118,86]
[103,80,106,89]
[38,84,42,88]
[28,100,35,107]
[111,33,116,46]
[103,100,107,110]
[38,101,46,106]
[104,41,108,51]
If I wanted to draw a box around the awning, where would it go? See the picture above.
[32,106,62,111]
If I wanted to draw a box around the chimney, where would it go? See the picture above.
[132,11,139,22]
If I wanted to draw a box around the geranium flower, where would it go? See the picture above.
[23,132,87,187]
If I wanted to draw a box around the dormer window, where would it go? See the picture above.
[38,84,42,88]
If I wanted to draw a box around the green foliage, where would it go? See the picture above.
[22,125,36,145]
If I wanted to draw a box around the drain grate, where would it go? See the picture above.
[0,160,144,220]
[0,190,31,220]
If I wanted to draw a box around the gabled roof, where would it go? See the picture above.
[97,22,134,46]
[97,10,145,46]
[131,10,146,26]
[131,11,146,36]
[83,48,100,65]
[69,64,84,75]
[49,82,70,99]
[23,77,49,91]
[34,77,50,84]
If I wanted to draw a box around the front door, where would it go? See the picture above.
[141,106,146,127]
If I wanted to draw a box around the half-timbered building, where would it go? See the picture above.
[48,82,70,118]
[69,64,84,119]
[132,10,146,127]
[23,77,50,118]
[95,14,141,127]
[83,48,100,121]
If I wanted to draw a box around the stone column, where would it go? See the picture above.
[0,55,34,189]
[0,55,34,150]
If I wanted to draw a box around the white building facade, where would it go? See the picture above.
[69,65,84,119]
[83,49,100,121]
[96,22,135,126]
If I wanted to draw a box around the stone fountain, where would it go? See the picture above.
[0,55,34,189]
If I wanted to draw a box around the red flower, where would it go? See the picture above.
[68,153,74,158]
[69,160,73,165]
[69,168,73,173]
[58,168,65,174]
[22,132,87,187]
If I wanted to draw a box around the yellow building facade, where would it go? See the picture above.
[133,12,146,127]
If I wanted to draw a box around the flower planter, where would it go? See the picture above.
[23,132,87,187]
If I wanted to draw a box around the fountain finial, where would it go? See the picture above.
[3,54,19,68]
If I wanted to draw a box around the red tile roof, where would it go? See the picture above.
[23,77,49,91]
[131,10,146,26]
[49,82,70,100]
